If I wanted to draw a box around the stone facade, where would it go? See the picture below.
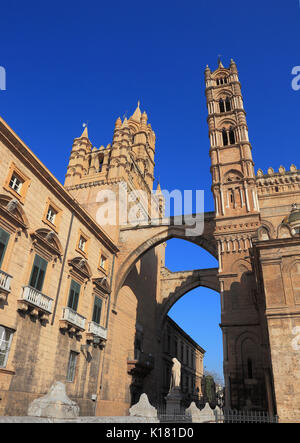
[160,316,204,406]
[0,60,299,422]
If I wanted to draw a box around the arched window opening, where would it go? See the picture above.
[219,99,225,113]
[98,155,104,173]
[222,129,228,146]
[225,97,231,112]
[229,127,236,145]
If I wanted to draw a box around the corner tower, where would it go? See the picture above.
[64,103,160,241]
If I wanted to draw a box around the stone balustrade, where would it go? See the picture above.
[0,269,12,295]
[20,286,53,313]
[61,307,86,331]
[88,321,107,340]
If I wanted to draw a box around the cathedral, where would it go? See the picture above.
[0,59,299,423]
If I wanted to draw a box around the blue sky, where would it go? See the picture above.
[1,0,300,378]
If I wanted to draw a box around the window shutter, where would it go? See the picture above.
[0,228,10,268]
[29,254,48,291]
[92,296,103,324]
[68,279,81,311]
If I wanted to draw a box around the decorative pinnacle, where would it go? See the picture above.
[80,122,88,138]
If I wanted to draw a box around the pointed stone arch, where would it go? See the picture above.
[113,213,217,308]
[158,267,220,331]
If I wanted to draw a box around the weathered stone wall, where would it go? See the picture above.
[0,119,117,416]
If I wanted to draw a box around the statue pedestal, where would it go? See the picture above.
[165,387,182,416]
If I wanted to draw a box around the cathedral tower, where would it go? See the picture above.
[205,58,259,219]
[64,103,160,241]
[205,60,272,412]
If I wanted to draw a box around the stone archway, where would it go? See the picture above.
[158,266,220,330]
[113,212,217,308]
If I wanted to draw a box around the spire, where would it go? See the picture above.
[80,124,89,139]
[230,58,238,73]
[218,56,224,69]
[205,65,211,81]
[115,117,122,129]
[130,101,142,122]
[156,181,162,194]
[122,117,129,128]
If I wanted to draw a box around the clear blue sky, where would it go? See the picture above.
[1,0,300,378]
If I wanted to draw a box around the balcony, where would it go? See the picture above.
[0,270,12,300]
[60,307,86,335]
[18,286,53,319]
[87,321,107,341]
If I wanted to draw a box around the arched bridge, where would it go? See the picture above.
[113,212,217,307]
[159,266,220,328]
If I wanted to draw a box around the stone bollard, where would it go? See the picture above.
[129,393,158,419]
[27,381,80,419]
[186,402,216,423]
[214,405,224,423]
[186,402,202,423]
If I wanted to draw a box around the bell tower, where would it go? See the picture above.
[205,60,273,412]
[205,58,259,219]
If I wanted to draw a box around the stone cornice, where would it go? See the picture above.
[253,237,300,250]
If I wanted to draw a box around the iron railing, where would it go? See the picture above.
[221,409,278,424]
[157,404,191,423]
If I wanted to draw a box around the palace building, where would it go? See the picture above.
[0,59,299,422]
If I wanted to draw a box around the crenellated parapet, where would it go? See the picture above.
[256,164,300,196]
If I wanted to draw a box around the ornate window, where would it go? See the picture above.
[222,127,236,146]
[229,127,236,145]
[3,163,31,204]
[219,99,225,113]
[216,77,228,86]
[225,97,231,112]
[222,128,228,146]
[98,155,104,173]
[42,198,62,232]
[76,230,90,258]
[9,174,23,193]
[98,252,108,273]
[219,97,231,113]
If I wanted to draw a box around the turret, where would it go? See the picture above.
[64,125,92,187]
